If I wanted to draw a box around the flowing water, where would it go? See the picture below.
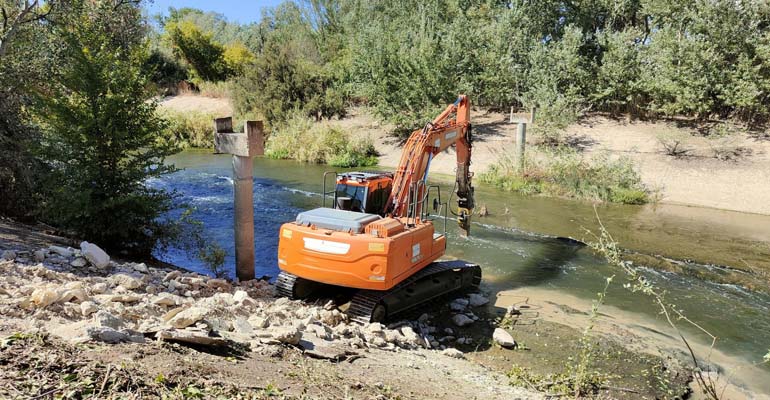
[152,150,770,391]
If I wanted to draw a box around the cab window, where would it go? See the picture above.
[335,184,367,212]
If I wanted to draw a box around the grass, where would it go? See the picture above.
[480,148,649,204]
[266,111,378,168]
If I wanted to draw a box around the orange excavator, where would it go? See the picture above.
[276,95,480,322]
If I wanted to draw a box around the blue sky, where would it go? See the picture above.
[145,0,285,24]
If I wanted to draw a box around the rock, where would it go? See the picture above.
[452,314,474,327]
[207,278,231,291]
[399,326,421,348]
[29,287,60,308]
[506,305,521,316]
[93,310,125,330]
[299,334,349,360]
[152,292,182,307]
[232,290,256,306]
[109,273,142,290]
[87,326,144,344]
[444,328,454,335]
[442,348,464,359]
[269,327,301,345]
[364,323,384,334]
[100,294,141,303]
[131,263,149,273]
[248,316,270,329]
[163,270,181,281]
[33,249,47,262]
[167,307,208,329]
[80,301,98,316]
[49,245,74,258]
[493,328,517,349]
[156,329,227,347]
[468,293,489,307]
[233,317,254,335]
[418,313,430,322]
[449,298,469,312]
[1,250,17,261]
[91,282,108,294]
[70,257,87,267]
[59,282,88,303]
[80,241,110,268]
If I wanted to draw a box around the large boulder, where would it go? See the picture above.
[80,242,110,268]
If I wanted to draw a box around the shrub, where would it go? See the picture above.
[159,110,216,149]
[196,80,231,98]
[266,112,377,167]
[166,20,230,83]
[480,149,649,205]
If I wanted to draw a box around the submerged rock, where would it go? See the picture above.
[468,293,489,307]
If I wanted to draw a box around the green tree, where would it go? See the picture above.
[166,19,230,82]
[36,0,178,255]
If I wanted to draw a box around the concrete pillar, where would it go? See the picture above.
[516,122,527,171]
[214,117,264,282]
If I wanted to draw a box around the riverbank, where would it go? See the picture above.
[6,219,755,398]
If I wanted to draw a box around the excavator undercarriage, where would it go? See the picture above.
[276,260,481,323]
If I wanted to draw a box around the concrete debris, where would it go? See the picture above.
[167,307,208,329]
[493,328,517,349]
[93,310,125,330]
[88,326,145,344]
[80,241,110,268]
[157,329,228,347]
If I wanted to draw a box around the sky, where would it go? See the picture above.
[145,0,285,24]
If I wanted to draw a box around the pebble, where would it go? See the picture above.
[441,348,464,359]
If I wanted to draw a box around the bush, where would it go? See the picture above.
[166,20,231,83]
[196,80,231,98]
[266,112,377,167]
[159,110,216,149]
[480,149,649,205]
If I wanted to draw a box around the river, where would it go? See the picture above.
[152,150,770,392]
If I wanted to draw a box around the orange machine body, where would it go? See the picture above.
[278,218,446,290]
[277,95,473,292]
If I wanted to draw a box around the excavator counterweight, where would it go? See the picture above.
[276,95,480,322]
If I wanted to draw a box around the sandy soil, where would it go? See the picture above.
[158,95,233,116]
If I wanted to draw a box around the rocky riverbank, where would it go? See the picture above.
[0,240,538,399]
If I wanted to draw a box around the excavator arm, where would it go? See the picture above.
[385,95,475,234]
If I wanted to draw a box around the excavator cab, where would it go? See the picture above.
[327,172,393,215]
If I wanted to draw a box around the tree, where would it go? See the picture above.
[36,0,178,255]
[165,19,230,82]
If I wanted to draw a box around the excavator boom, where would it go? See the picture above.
[385,95,475,234]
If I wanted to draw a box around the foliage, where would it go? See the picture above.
[159,109,216,149]
[143,48,188,89]
[266,111,377,167]
[34,1,178,256]
[165,20,230,83]
[480,149,649,205]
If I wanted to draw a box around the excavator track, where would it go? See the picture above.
[277,263,481,324]
[275,271,298,299]
[347,260,481,324]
